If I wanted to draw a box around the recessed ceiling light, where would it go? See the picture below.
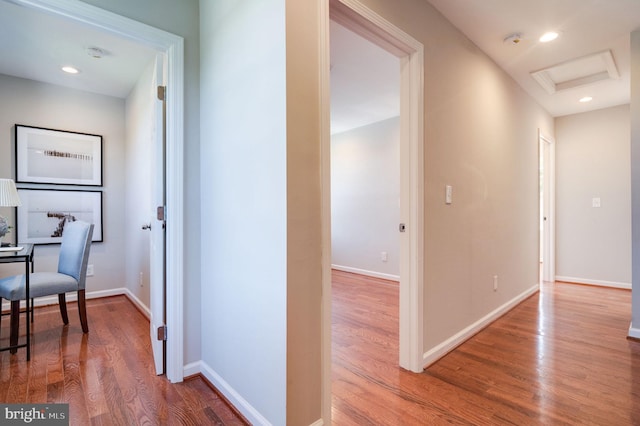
[579,96,593,103]
[61,66,80,74]
[539,32,559,43]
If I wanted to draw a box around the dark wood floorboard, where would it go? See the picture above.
[0,296,247,426]
[331,270,640,425]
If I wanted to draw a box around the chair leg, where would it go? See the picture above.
[58,294,69,325]
[78,290,88,333]
[10,301,19,354]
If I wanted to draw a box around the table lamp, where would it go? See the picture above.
[0,179,21,246]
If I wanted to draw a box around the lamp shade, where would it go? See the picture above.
[0,179,21,207]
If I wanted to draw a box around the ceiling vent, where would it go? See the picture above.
[530,50,619,95]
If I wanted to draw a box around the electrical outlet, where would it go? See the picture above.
[381,251,388,262]
[493,275,498,291]
[139,272,144,287]
[87,264,94,277]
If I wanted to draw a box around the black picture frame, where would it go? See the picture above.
[15,124,103,186]
[16,188,103,245]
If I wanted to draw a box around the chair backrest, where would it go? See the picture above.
[57,221,94,290]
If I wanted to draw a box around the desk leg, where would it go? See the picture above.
[9,301,19,354]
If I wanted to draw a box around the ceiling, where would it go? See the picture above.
[0,0,156,99]
[426,0,640,117]
[1,0,639,121]
[330,20,400,134]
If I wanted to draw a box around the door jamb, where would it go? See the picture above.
[15,0,186,383]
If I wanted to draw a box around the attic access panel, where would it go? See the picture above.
[531,50,619,95]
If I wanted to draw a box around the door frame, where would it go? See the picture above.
[16,0,185,383]
[539,131,556,283]
[321,0,424,420]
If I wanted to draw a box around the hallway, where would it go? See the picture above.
[332,270,640,424]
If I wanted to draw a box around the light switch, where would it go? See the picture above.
[445,185,453,204]
[592,197,601,208]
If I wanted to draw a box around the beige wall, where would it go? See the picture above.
[356,0,554,351]
[556,105,631,287]
[286,1,323,423]
[630,29,640,336]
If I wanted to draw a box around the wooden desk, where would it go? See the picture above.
[0,244,34,360]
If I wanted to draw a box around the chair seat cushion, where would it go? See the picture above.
[0,272,78,301]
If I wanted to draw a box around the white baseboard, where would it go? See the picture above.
[628,324,640,339]
[422,283,539,368]
[199,361,271,426]
[331,264,399,281]
[555,276,631,290]
[309,419,324,426]
[122,290,151,319]
[183,360,201,378]
[1,287,151,319]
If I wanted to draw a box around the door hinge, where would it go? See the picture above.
[157,85,166,101]
[157,325,167,341]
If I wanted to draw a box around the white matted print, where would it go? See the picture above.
[16,189,103,244]
[16,125,103,186]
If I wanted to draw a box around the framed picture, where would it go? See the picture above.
[15,124,103,186]
[16,189,103,245]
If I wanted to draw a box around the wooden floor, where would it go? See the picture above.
[332,270,640,425]
[0,296,246,425]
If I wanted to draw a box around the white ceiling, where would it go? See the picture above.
[0,0,156,99]
[330,20,400,134]
[1,0,639,121]
[426,0,640,117]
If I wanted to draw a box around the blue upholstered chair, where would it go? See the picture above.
[0,221,94,351]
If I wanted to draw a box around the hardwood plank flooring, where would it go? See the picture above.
[331,270,640,425]
[0,296,247,426]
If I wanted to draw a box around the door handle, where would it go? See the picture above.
[142,224,152,230]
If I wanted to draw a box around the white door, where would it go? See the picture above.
[150,54,167,375]
[539,132,555,283]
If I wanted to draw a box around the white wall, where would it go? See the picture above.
[200,1,287,424]
[331,117,400,279]
[556,105,631,288]
[0,74,126,295]
[124,59,155,306]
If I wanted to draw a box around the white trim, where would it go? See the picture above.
[11,0,185,383]
[182,360,201,379]
[423,284,539,368]
[628,324,640,339]
[555,276,631,290]
[309,420,324,426]
[331,264,399,282]
[327,0,425,376]
[200,362,271,426]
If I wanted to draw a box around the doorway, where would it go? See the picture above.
[16,0,186,383]
[329,19,401,283]
[539,131,555,283]
[323,0,425,401]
